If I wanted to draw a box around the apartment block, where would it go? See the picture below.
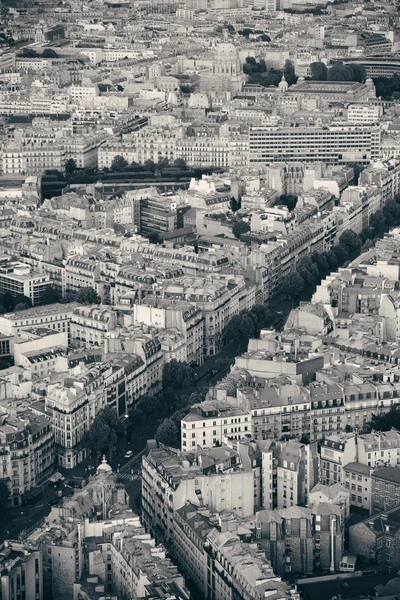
[0,400,54,506]
[141,445,255,544]
[256,503,344,575]
[0,263,50,306]
[249,125,380,165]
[276,440,319,509]
[181,401,251,451]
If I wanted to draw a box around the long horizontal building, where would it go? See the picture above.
[249,126,381,165]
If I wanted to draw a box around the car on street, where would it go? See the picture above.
[124,450,133,459]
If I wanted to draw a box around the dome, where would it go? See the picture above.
[215,43,237,58]
[278,75,288,92]
[97,455,112,475]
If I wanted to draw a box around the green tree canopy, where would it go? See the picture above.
[82,406,125,458]
[41,285,62,305]
[65,158,77,174]
[281,272,304,300]
[155,418,180,448]
[173,158,187,170]
[232,220,250,239]
[327,63,354,81]
[339,230,362,256]
[42,48,57,59]
[75,287,101,305]
[309,61,327,81]
[0,479,9,508]
[111,155,128,172]
[148,231,161,244]
[163,360,195,390]
[368,406,400,432]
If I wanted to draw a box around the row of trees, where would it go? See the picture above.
[65,157,188,179]
[82,406,126,459]
[309,61,366,83]
[109,156,187,174]
[18,47,58,59]
[127,360,204,448]
[281,196,400,301]
[373,74,400,100]
[223,304,276,351]
[243,58,297,87]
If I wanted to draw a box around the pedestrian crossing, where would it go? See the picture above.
[116,472,141,482]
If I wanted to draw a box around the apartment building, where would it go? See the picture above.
[0,303,78,342]
[95,522,189,600]
[63,257,101,297]
[181,401,251,450]
[237,383,311,442]
[257,503,344,575]
[276,440,319,509]
[70,305,117,348]
[371,467,400,513]
[173,504,298,600]
[0,263,50,305]
[0,542,42,600]
[319,435,357,486]
[0,401,54,506]
[2,142,66,175]
[141,445,254,544]
[249,126,381,165]
[159,274,256,356]
[44,378,92,468]
[176,137,230,168]
[349,506,400,575]
[133,300,204,366]
[98,126,182,168]
[343,462,372,512]
[139,194,182,235]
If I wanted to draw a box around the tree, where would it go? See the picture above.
[82,406,125,458]
[144,159,156,173]
[0,479,9,508]
[14,302,31,312]
[309,61,327,81]
[281,272,304,300]
[369,210,386,237]
[42,48,57,59]
[173,158,187,170]
[277,194,297,211]
[229,197,241,211]
[82,417,111,456]
[41,285,62,305]
[136,393,163,418]
[19,47,38,58]
[332,244,348,265]
[163,360,195,390]
[148,231,161,244]
[325,250,338,271]
[155,418,180,448]
[1,292,15,312]
[13,295,32,309]
[327,63,354,82]
[383,199,400,228]
[259,34,271,42]
[284,59,297,85]
[111,155,128,172]
[65,158,77,174]
[349,64,366,83]
[232,220,250,239]
[76,287,101,305]
[368,405,400,432]
[339,230,362,256]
